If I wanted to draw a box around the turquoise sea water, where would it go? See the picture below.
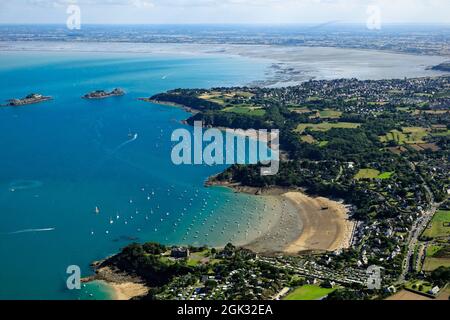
[0,51,272,300]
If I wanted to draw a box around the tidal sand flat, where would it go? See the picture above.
[244,191,354,254]
[2,42,447,86]
[283,192,354,253]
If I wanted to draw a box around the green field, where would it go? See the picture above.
[355,169,380,179]
[295,122,360,133]
[405,280,434,294]
[318,109,342,119]
[354,169,394,180]
[422,244,450,271]
[187,250,211,267]
[222,105,266,116]
[199,91,255,106]
[289,106,311,114]
[380,127,429,145]
[423,257,450,271]
[432,129,450,137]
[377,171,395,179]
[426,245,443,257]
[300,135,316,144]
[422,210,450,239]
[283,285,335,300]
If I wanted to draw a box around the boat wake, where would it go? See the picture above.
[112,133,138,153]
[5,228,56,235]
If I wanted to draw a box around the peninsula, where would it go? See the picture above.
[132,76,450,299]
[432,62,450,72]
[83,88,125,100]
[2,93,52,107]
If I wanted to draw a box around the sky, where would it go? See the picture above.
[0,0,449,25]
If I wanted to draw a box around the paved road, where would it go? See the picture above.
[398,163,438,283]
[399,205,436,282]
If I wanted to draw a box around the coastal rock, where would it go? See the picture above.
[83,88,125,99]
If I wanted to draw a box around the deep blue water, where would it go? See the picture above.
[0,51,271,299]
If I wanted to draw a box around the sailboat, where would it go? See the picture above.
[95,206,100,214]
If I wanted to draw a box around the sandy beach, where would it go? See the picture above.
[243,189,354,254]
[82,265,149,300]
[108,281,149,300]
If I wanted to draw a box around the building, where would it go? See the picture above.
[171,247,190,258]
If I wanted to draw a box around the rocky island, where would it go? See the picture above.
[83,88,125,99]
[2,93,52,107]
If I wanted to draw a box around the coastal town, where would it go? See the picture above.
[79,74,450,301]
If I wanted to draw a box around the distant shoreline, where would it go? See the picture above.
[1,42,447,87]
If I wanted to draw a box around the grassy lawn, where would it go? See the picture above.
[432,129,450,137]
[403,127,429,143]
[422,243,450,271]
[289,106,311,114]
[380,127,429,145]
[380,130,407,144]
[223,105,266,116]
[405,280,433,294]
[422,210,450,239]
[199,91,255,106]
[283,285,335,300]
[354,169,394,180]
[318,109,342,119]
[426,245,443,257]
[377,171,395,179]
[295,122,360,133]
[355,169,380,179]
[300,135,316,144]
[187,250,211,267]
[423,257,450,272]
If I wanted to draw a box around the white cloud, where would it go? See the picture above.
[1,0,449,24]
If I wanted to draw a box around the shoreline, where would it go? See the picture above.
[82,262,149,300]
[206,180,355,255]
[1,42,447,87]
[138,98,200,115]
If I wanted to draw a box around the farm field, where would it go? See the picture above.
[431,129,450,137]
[317,109,342,119]
[199,91,255,106]
[222,105,266,116]
[386,290,432,300]
[422,245,450,271]
[379,127,429,145]
[295,122,360,133]
[300,135,317,144]
[283,285,336,300]
[423,257,450,271]
[422,210,450,239]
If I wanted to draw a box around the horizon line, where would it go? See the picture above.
[1,22,450,26]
